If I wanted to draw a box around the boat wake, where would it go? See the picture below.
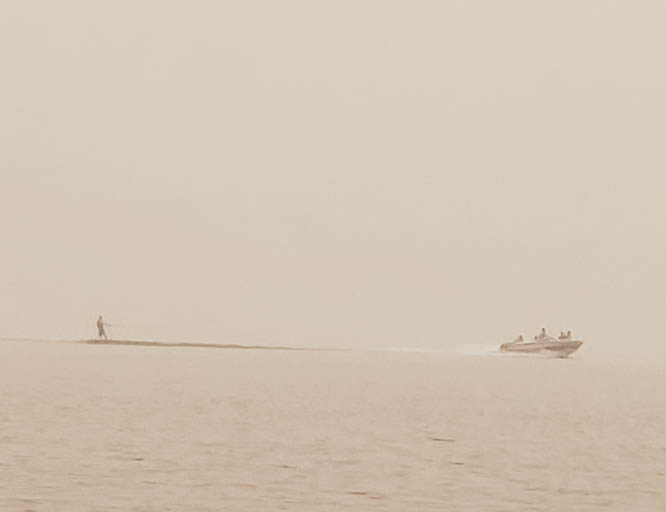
[82,339,308,350]
[455,344,503,357]
[0,337,312,351]
[386,346,451,354]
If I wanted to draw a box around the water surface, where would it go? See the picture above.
[1,340,664,511]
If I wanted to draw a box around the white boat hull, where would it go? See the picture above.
[499,339,583,358]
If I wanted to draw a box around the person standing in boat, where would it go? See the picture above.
[97,315,108,340]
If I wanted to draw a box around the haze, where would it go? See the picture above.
[1,2,664,358]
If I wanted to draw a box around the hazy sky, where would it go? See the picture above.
[1,2,665,356]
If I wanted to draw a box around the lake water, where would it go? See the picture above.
[1,340,664,511]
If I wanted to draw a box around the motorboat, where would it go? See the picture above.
[499,331,583,358]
